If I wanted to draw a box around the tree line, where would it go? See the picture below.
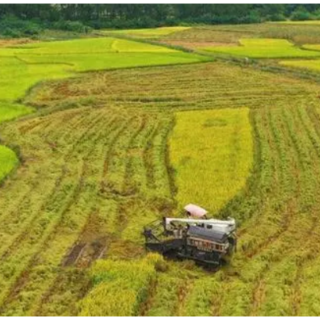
[1,4,320,37]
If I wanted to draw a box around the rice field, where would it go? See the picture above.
[104,26,190,38]
[169,108,253,214]
[303,43,320,52]
[3,24,320,316]
[202,38,320,58]
[279,59,320,72]
[0,36,208,184]
[0,55,320,315]
[159,23,320,50]
[276,20,320,25]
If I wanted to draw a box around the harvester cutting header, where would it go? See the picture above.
[143,204,237,267]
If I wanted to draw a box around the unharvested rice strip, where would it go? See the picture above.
[0,112,111,313]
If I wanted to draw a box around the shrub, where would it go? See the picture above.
[268,13,286,21]
[0,15,42,37]
[291,7,313,21]
[51,20,92,33]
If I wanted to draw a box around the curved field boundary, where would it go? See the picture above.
[0,36,209,183]
[1,61,320,315]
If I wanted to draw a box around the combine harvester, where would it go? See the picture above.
[143,204,237,267]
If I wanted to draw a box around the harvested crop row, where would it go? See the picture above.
[1,61,320,315]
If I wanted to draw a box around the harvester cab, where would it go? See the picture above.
[143,204,236,267]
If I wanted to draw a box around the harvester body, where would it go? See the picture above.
[143,204,237,267]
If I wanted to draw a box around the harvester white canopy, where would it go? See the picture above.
[184,204,208,218]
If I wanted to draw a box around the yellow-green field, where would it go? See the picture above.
[0,36,206,101]
[275,20,320,25]
[303,43,320,52]
[1,58,320,315]
[0,103,34,180]
[104,26,190,38]
[0,146,19,182]
[0,36,208,183]
[279,59,320,72]
[169,108,253,214]
[202,38,320,58]
[3,24,320,317]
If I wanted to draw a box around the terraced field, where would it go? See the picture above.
[104,26,190,39]
[158,23,320,50]
[0,36,208,188]
[1,57,320,315]
[202,38,320,58]
[279,59,320,72]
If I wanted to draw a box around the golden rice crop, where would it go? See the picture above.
[169,108,253,215]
